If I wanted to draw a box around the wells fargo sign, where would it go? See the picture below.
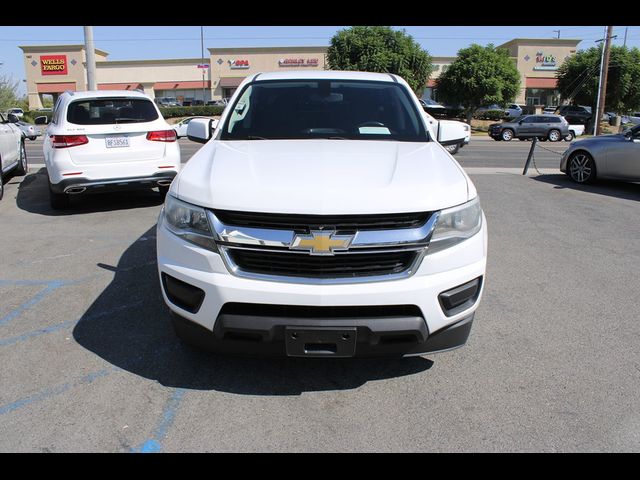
[40,55,68,75]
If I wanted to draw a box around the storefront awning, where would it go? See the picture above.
[526,78,557,89]
[154,81,211,90]
[98,83,142,91]
[219,77,245,88]
[36,82,76,93]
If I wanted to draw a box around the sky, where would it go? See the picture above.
[1,25,638,96]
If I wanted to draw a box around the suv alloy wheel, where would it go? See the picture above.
[548,129,561,142]
[501,129,514,141]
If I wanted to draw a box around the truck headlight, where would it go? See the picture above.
[428,197,482,254]
[162,194,218,251]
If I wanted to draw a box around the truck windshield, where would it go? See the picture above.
[220,79,428,142]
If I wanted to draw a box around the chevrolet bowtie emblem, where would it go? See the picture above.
[290,230,354,256]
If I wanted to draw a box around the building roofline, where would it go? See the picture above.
[19,44,109,56]
[208,46,328,54]
[498,38,581,48]
[96,57,205,66]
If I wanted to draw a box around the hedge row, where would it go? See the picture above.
[474,109,508,121]
[159,105,225,119]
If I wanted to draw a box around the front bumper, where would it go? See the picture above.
[170,309,475,357]
[157,212,487,357]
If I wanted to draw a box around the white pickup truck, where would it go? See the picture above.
[566,124,584,141]
[157,70,487,358]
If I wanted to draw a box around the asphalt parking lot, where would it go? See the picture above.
[1,136,639,452]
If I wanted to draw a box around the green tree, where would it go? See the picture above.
[436,44,521,123]
[556,45,640,114]
[327,26,433,93]
[0,74,21,112]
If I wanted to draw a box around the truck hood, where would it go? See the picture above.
[174,139,471,214]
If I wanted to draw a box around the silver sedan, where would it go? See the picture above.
[560,124,640,183]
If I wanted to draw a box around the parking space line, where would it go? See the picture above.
[132,388,187,453]
[0,367,118,416]
[0,281,64,327]
[0,300,144,348]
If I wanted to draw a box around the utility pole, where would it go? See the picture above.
[623,27,628,47]
[595,26,614,136]
[201,26,206,104]
[84,26,97,91]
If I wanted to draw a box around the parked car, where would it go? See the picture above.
[504,104,523,119]
[158,70,488,358]
[489,114,570,142]
[40,90,181,209]
[7,108,24,119]
[555,105,592,125]
[7,113,39,140]
[155,97,180,107]
[172,116,209,138]
[0,112,28,200]
[206,100,228,107]
[560,124,640,184]
[543,106,558,114]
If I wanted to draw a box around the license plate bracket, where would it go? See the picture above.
[285,327,357,357]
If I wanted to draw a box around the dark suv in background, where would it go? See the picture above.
[489,114,570,142]
[555,105,592,125]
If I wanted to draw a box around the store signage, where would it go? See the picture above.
[278,58,319,67]
[197,64,209,69]
[40,55,68,75]
[229,59,250,69]
[533,51,557,71]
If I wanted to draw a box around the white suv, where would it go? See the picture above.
[157,71,487,358]
[40,90,180,209]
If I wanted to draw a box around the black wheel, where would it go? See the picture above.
[564,131,575,142]
[158,185,170,197]
[501,129,514,141]
[29,136,37,141]
[14,141,27,176]
[444,143,460,155]
[568,151,596,184]
[548,129,561,142]
[48,180,70,210]
[0,174,4,201]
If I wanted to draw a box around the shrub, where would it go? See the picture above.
[159,105,225,119]
[475,109,507,121]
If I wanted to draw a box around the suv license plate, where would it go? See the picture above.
[105,136,130,148]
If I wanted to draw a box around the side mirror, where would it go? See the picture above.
[211,119,219,131]
[436,119,466,146]
[34,116,49,125]
[518,120,524,125]
[187,118,215,144]
[7,113,20,123]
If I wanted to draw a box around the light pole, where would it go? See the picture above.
[594,27,616,136]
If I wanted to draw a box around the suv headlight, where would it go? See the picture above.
[162,194,218,251]
[428,197,482,254]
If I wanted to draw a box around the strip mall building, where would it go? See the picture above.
[20,38,580,110]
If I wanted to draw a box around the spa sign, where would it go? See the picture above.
[40,55,68,75]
